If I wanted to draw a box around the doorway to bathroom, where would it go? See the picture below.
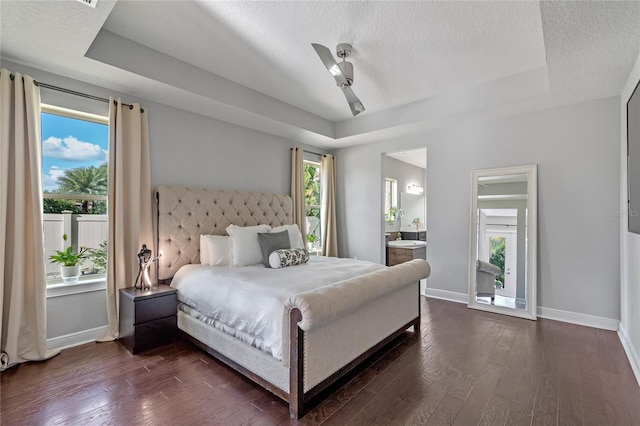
[382,147,428,291]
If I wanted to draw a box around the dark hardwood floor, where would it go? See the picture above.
[2,297,639,425]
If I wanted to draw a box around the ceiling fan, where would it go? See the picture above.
[311,43,365,116]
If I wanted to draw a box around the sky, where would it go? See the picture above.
[41,112,108,192]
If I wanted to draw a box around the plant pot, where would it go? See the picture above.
[60,265,80,283]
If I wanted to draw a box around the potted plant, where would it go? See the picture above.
[87,240,108,274]
[412,217,421,230]
[386,207,398,225]
[49,234,89,283]
[306,234,318,250]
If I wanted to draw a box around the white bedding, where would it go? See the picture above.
[170,256,385,360]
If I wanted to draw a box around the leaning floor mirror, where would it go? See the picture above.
[468,165,537,320]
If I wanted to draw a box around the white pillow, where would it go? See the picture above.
[200,234,211,265]
[226,224,271,267]
[202,235,231,266]
[270,224,304,249]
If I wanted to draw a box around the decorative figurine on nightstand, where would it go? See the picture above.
[134,244,161,289]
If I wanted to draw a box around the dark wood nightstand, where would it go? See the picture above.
[119,284,177,354]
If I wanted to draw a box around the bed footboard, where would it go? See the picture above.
[287,259,429,419]
[288,284,421,418]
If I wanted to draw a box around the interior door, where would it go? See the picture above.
[489,230,517,298]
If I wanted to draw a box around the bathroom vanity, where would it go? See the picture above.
[401,230,426,241]
[386,239,427,266]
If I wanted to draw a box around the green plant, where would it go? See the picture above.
[412,217,421,228]
[88,240,108,273]
[386,207,397,225]
[49,234,89,266]
[489,236,505,286]
[50,164,108,214]
[306,234,318,243]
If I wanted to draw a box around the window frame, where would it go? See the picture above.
[41,104,109,289]
[384,178,398,219]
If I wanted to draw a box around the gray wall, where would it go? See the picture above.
[3,59,324,342]
[337,96,621,321]
[148,103,320,194]
[47,291,107,338]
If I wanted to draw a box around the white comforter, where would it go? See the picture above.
[171,256,385,360]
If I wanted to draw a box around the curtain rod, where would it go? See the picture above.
[6,72,144,113]
[290,147,329,157]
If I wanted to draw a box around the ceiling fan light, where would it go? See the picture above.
[337,61,353,86]
[329,64,342,77]
[312,42,364,116]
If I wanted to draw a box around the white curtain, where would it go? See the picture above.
[101,98,153,341]
[291,147,307,242]
[320,154,338,257]
[0,69,59,370]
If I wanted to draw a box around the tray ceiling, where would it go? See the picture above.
[1,0,639,148]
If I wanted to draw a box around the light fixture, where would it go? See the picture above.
[134,244,162,289]
[408,184,424,194]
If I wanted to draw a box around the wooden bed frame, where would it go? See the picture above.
[155,185,425,419]
[180,307,420,418]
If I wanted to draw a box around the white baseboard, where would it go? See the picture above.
[47,325,108,351]
[618,325,640,387]
[424,288,467,304]
[536,306,619,331]
[423,288,619,331]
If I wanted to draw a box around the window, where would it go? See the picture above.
[304,161,321,250]
[384,178,397,221]
[41,105,109,282]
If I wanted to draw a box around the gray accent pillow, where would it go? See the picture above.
[258,231,291,267]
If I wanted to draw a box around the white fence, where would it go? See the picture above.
[44,212,107,279]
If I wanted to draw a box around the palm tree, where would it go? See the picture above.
[57,164,107,213]
[58,164,107,195]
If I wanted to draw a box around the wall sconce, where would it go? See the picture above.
[134,244,162,289]
[408,184,424,194]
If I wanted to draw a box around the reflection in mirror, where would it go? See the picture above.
[469,165,537,320]
[400,192,425,230]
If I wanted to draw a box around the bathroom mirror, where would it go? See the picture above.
[468,165,537,320]
[400,192,425,230]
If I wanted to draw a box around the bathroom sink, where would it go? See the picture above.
[387,240,426,248]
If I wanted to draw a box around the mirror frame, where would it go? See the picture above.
[468,164,537,320]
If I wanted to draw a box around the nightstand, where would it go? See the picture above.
[119,284,177,354]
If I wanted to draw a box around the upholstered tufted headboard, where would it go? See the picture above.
[155,185,293,281]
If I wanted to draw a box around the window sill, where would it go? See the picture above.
[46,275,107,298]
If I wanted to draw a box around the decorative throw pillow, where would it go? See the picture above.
[258,231,291,267]
[226,224,271,267]
[203,235,231,266]
[270,224,304,249]
[200,234,211,265]
[268,248,310,269]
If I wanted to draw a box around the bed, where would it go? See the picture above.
[155,185,431,418]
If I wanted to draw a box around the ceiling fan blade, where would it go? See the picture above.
[341,86,366,116]
[311,43,350,88]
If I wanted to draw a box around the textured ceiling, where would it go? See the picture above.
[101,1,546,121]
[1,1,639,148]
